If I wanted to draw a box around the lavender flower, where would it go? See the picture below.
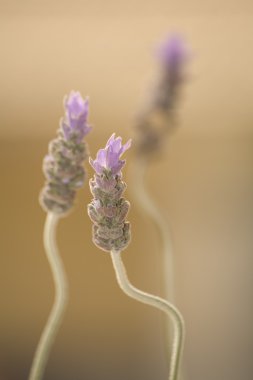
[88,134,131,252]
[40,91,91,215]
[157,34,189,75]
[154,34,190,109]
[62,91,91,142]
[135,34,190,156]
[90,133,131,175]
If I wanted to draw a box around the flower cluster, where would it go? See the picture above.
[40,91,91,215]
[88,134,131,252]
[135,34,189,156]
[152,34,189,111]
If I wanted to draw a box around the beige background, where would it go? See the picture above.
[0,1,253,379]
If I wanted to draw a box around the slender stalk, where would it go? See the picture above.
[29,212,68,380]
[130,158,187,380]
[110,249,185,380]
[130,157,175,302]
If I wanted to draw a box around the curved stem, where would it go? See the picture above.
[110,250,184,380]
[130,158,175,302]
[29,213,68,380]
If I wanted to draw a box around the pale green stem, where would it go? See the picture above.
[110,250,185,380]
[129,158,174,344]
[29,212,68,380]
[130,158,175,302]
[130,158,186,380]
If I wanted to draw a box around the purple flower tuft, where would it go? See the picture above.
[61,91,92,142]
[134,34,191,157]
[40,91,91,215]
[88,134,131,252]
[89,133,131,175]
[157,34,190,72]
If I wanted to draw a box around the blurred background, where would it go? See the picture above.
[0,1,253,379]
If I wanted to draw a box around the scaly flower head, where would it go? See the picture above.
[89,133,131,175]
[40,91,91,215]
[61,91,91,142]
[88,134,131,252]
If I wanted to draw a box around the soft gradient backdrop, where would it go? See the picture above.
[0,1,253,380]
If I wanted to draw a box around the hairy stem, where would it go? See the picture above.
[110,250,184,380]
[29,213,68,380]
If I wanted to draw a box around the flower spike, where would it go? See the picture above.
[88,134,131,252]
[40,91,91,215]
[135,34,190,156]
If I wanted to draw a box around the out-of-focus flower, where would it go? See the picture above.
[88,134,131,252]
[90,133,131,175]
[157,34,189,74]
[40,91,91,215]
[135,34,190,157]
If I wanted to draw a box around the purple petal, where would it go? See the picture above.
[91,134,131,176]
[106,147,120,170]
[111,160,125,175]
[89,157,103,174]
[65,92,89,118]
[120,139,132,155]
[106,133,116,148]
[96,149,107,166]
[111,136,122,153]
[62,91,91,141]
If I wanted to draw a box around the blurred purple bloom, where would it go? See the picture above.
[157,34,189,72]
[90,133,131,175]
[61,91,91,142]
